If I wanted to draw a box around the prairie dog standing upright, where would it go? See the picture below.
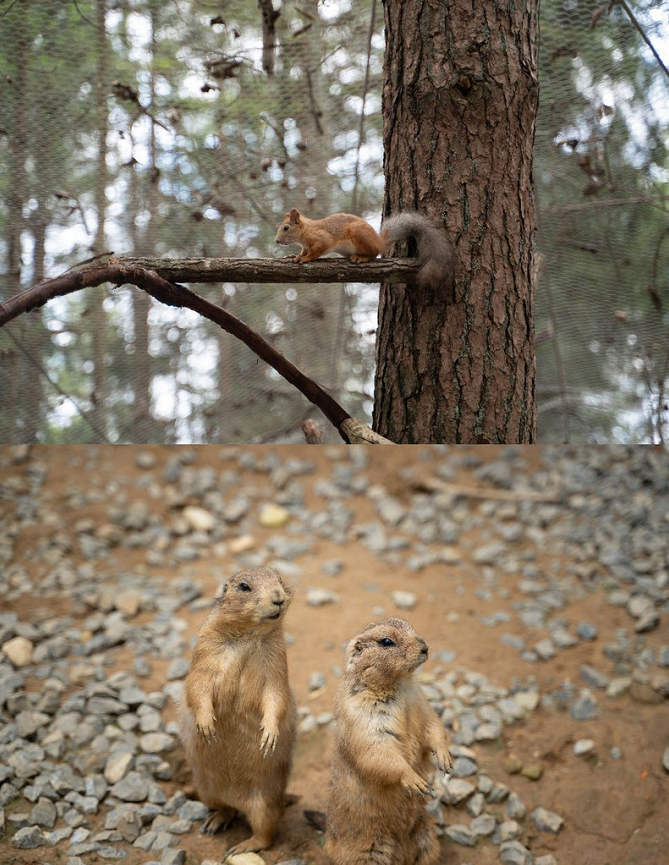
[178,566,297,854]
[325,618,450,865]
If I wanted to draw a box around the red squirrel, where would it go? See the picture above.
[275,208,454,289]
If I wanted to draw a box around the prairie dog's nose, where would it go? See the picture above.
[271,587,286,605]
[418,638,428,657]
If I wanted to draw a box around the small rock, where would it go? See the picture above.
[391,590,417,611]
[580,665,609,689]
[228,535,256,554]
[31,797,57,829]
[627,594,654,619]
[259,504,290,528]
[535,856,558,865]
[105,753,134,784]
[470,813,496,837]
[451,757,477,778]
[534,638,556,661]
[576,621,598,641]
[574,738,596,757]
[11,825,47,848]
[115,590,142,617]
[308,672,326,691]
[513,691,540,712]
[506,792,526,820]
[226,854,267,865]
[607,677,632,698]
[570,691,598,721]
[503,755,523,775]
[531,806,564,833]
[110,771,149,802]
[183,506,216,532]
[521,763,543,781]
[499,840,532,865]
[499,820,522,842]
[635,608,660,634]
[630,680,665,705]
[2,636,34,667]
[161,850,186,865]
[305,588,339,606]
[444,824,476,847]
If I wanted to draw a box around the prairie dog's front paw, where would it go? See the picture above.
[433,748,452,774]
[401,772,433,799]
[196,712,217,744]
[259,723,279,758]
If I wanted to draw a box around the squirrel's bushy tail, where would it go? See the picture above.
[381,212,454,290]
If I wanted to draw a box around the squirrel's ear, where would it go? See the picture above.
[289,207,301,224]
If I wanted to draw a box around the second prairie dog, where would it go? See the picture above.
[178,566,297,854]
[325,618,451,865]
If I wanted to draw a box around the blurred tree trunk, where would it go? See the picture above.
[373,0,538,443]
[131,0,159,443]
[1,14,29,440]
[90,0,110,442]
[22,209,47,441]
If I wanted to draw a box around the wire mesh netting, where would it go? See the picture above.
[1,0,668,443]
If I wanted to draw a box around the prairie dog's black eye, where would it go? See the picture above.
[378,638,395,647]
[283,225,289,231]
[238,581,252,592]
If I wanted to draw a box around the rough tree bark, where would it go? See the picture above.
[373,0,539,443]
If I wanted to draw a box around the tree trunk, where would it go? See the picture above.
[1,13,29,441]
[90,0,109,442]
[373,0,538,443]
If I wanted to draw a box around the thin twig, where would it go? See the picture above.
[618,0,669,84]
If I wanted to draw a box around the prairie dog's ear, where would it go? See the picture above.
[283,212,291,221]
[289,207,301,224]
[217,581,229,599]
[282,580,295,600]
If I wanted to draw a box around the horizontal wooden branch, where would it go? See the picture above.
[117,255,421,284]
[0,263,394,444]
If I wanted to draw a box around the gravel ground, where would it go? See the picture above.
[0,444,668,865]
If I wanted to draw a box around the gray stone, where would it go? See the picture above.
[576,621,598,641]
[570,690,598,721]
[391,590,417,611]
[104,752,134,784]
[635,608,660,633]
[499,820,522,842]
[11,825,47,848]
[31,797,57,829]
[110,771,149,802]
[165,659,189,681]
[470,813,496,837]
[161,850,186,865]
[444,824,476,846]
[535,856,558,865]
[308,672,326,691]
[534,638,556,661]
[451,757,477,778]
[305,588,339,606]
[506,792,526,820]
[441,778,475,805]
[499,840,532,865]
[176,800,210,821]
[531,806,564,833]
[580,665,609,689]
[140,733,175,754]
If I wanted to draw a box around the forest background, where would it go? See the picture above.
[1,0,668,445]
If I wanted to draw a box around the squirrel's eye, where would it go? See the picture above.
[379,638,395,647]
[238,582,252,592]
[283,225,289,230]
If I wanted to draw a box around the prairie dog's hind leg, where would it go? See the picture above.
[200,804,238,835]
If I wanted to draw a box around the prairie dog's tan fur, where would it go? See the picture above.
[275,208,454,290]
[325,618,450,865]
[178,567,297,854]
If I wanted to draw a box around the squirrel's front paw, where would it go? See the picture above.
[259,723,279,758]
[196,713,217,745]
